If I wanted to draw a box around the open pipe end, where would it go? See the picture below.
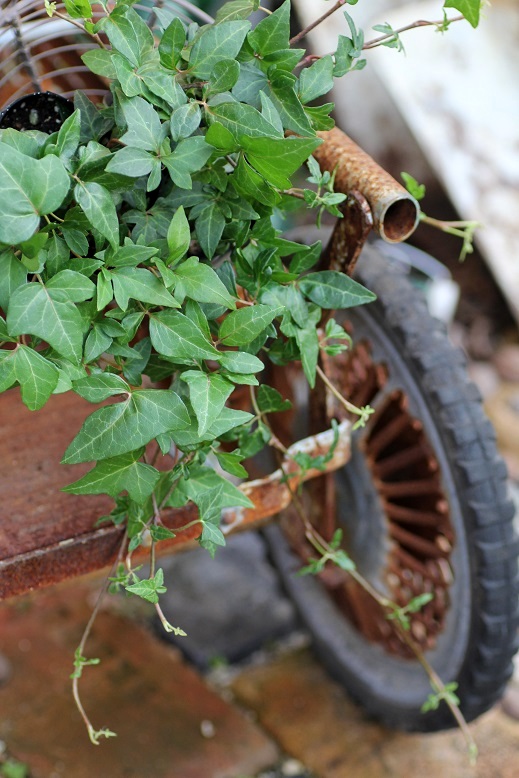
[374,195,420,244]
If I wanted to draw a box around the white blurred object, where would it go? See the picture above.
[293,0,519,323]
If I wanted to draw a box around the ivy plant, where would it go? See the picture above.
[0,0,482,746]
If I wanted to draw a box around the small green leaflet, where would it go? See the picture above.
[176,466,253,510]
[295,323,319,388]
[174,257,236,308]
[62,389,190,463]
[64,0,91,19]
[125,568,167,604]
[206,59,240,96]
[150,310,220,361]
[299,271,376,309]
[45,269,95,303]
[167,206,191,263]
[105,146,154,177]
[215,0,259,23]
[257,384,291,414]
[119,95,166,152]
[248,0,290,56]
[218,304,283,346]
[7,283,84,364]
[189,20,250,79]
[74,181,119,249]
[444,0,480,28]
[163,136,213,189]
[242,136,321,190]
[0,145,70,244]
[299,55,334,104]
[2,345,59,410]
[99,6,155,68]
[0,249,27,312]
[207,102,280,142]
[194,205,226,260]
[181,370,234,436]
[56,110,81,159]
[64,448,160,504]
[73,373,130,403]
[110,267,179,311]
[219,351,263,374]
[215,450,248,478]
[170,103,201,142]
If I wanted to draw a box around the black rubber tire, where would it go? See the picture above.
[268,241,519,732]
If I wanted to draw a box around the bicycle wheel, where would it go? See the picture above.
[268,241,519,731]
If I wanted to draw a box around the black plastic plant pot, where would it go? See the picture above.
[0,92,74,132]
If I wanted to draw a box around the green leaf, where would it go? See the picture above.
[206,59,240,96]
[194,204,226,260]
[84,325,112,362]
[207,101,279,141]
[242,136,321,190]
[100,6,154,68]
[189,21,250,79]
[248,0,290,56]
[62,389,190,463]
[401,171,426,201]
[125,568,167,604]
[233,156,280,207]
[0,249,26,312]
[163,136,213,189]
[181,370,234,435]
[215,450,248,478]
[64,448,160,503]
[167,206,191,262]
[205,122,238,153]
[81,48,116,78]
[177,466,253,509]
[219,351,263,374]
[257,384,291,414]
[56,110,81,159]
[105,146,154,177]
[46,269,95,302]
[119,95,166,152]
[200,521,226,557]
[64,0,92,19]
[267,71,314,137]
[14,345,59,410]
[444,0,481,27]
[111,267,179,310]
[150,310,220,361]
[0,146,70,244]
[140,63,187,109]
[295,324,319,388]
[73,373,130,403]
[174,257,236,308]
[299,271,376,309]
[299,55,334,103]
[170,102,201,142]
[215,0,259,23]
[0,350,16,393]
[7,283,84,364]
[74,181,119,249]
[159,17,186,69]
[218,304,282,346]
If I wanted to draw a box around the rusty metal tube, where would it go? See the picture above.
[314,128,420,243]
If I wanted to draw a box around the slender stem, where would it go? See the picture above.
[363,15,465,49]
[259,6,273,14]
[50,9,107,49]
[315,363,365,419]
[290,0,347,46]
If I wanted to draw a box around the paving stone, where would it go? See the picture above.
[0,582,278,778]
[231,647,519,778]
[157,532,299,669]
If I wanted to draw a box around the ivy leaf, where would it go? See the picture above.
[189,20,250,79]
[177,466,253,509]
[242,136,321,190]
[73,373,130,403]
[119,95,166,153]
[163,136,213,189]
[99,6,154,68]
[257,384,291,414]
[215,450,248,478]
[55,110,81,159]
[159,17,186,69]
[444,0,480,27]
[248,0,290,56]
[7,283,84,364]
[125,568,167,604]
[150,310,221,361]
[0,146,70,244]
[215,0,259,23]
[218,304,283,346]
[200,521,226,557]
[233,156,281,207]
[64,448,160,503]
[174,257,236,308]
[105,146,154,177]
[219,351,263,374]
[14,345,60,410]
[267,71,314,137]
[299,271,376,309]
[299,55,334,104]
[111,267,179,311]
[205,59,241,96]
[0,249,27,312]
[74,181,119,249]
[45,269,95,303]
[194,204,226,260]
[207,101,279,142]
[62,389,190,463]
[170,103,201,142]
[64,0,91,19]
[181,370,234,436]
[295,323,319,388]
[167,206,191,263]
[81,49,116,78]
